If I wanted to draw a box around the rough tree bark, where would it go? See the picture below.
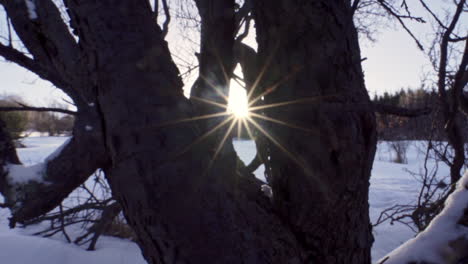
[252,1,376,263]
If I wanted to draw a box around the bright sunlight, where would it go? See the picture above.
[227,79,249,118]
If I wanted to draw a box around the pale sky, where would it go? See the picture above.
[0,27,429,105]
[0,1,465,106]
[361,27,428,97]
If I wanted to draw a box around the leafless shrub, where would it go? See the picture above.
[374,140,452,232]
[387,140,410,164]
[21,170,128,250]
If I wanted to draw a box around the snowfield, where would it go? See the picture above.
[0,137,457,263]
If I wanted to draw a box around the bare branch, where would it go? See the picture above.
[377,0,425,50]
[153,0,158,19]
[235,0,252,27]
[86,202,122,250]
[0,106,76,115]
[1,0,81,96]
[161,0,171,38]
[0,43,69,89]
[418,0,446,29]
[351,0,360,16]
[449,35,468,42]
[5,14,12,46]
[235,15,251,42]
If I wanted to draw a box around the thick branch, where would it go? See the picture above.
[436,0,466,184]
[437,0,465,104]
[192,0,235,102]
[86,201,122,250]
[460,86,468,117]
[233,42,257,92]
[234,0,252,34]
[161,0,171,38]
[235,15,251,42]
[0,112,108,227]
[453,39,468,117]
[0,43,69,89]
[1,0,81,98]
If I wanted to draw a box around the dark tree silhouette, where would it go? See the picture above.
[0,0,382,263]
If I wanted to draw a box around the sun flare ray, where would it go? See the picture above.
[156,112,230,128]
[241,118,255,141]
[199,74,230,103]
[205,118,238,174]
[237,117,243,139]
[247,116,326,193]
[249,112,313,133]
[247,117,308,172]
[248,68,301,107]
[172,115,234,158]
[212,118,238,162]
[246,40,283,103]
[191,96,229,110]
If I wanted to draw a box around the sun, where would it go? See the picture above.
[227,80,250,118]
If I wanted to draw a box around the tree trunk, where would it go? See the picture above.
[65,1,303,263]
[252,1,376,263]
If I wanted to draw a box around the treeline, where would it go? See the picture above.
[373,88,467,141]
[0,95,74,139]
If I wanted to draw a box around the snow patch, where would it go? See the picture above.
[44,137,71,162]
[5,163,45,185]
[24,0,37,20]
[380,170,468,264]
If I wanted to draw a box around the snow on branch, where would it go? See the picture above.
[0,105,77,115]
[379,170,468,264]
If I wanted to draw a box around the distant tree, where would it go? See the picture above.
[27,101,74,136]
[28,111,57,136]
[0,97,28,139]
[55,115,74,135]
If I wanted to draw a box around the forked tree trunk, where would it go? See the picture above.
[65,1,302,263]
[253,1,376,263]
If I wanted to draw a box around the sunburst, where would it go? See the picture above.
[156,54,326,190]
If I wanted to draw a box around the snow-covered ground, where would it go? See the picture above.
[0,137,453,263]
[0,137,146,264]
